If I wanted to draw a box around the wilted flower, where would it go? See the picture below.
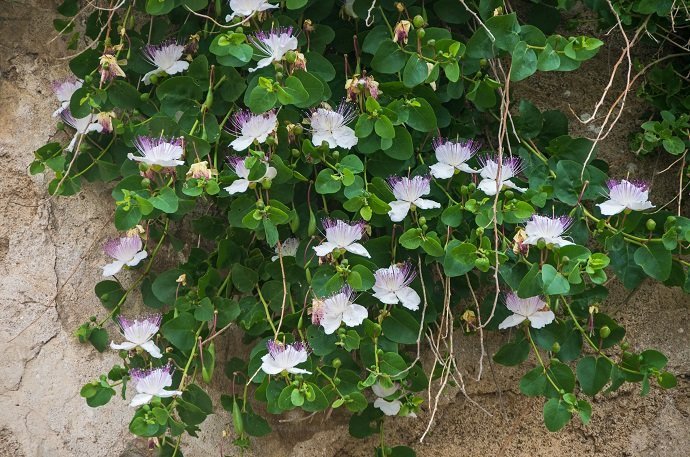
[309,102,358,149]
[597,179,654,216]
[430,138,480,179]
[261,340,311,375]
[512,228,528,255]
[387,175,440,222]
[142,40,189,85]
[52,78,82,117]
[102,235,148,276]
[224,155,277,195]
[372,263,421,311]
[498,293,555,330]
[310,298,325,325]
[225,0,277,22]
[96,111,115,133]
[129,364,182,407]
[345,74,380,102]
[60,110,103,152]
[110,314,163,358]
[227,110,278,151]
[186,161,216,180]
[393,20,412,44]
[99,54,126,84]
[313,218,370,258]
[524,215,573,247]
[477,155,526,196]
[248,27,298,73]
[128,136,185,168]
[272,237,300,261]
[320,285,368,334]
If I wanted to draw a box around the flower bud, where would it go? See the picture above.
[141,178,151,187]
[551,342,561,353]
[332,358,342,369]
[84,75,93,84]
[416,28,426,39]
[418,216,427,225]
[468,182,476,192]
[285,50,297,64]
[413,15,425,28]
[645,219,656,231]
[140,93,150,101]
[476,227,484,236]
[504,190,514,199]
[599,326,611,338]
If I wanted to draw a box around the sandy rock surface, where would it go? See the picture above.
[0,2,688,456]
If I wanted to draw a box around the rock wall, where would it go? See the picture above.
[0,2,688,456]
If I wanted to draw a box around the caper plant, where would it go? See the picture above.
[35,1,685,456]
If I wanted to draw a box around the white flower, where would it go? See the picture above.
[498,293,555,330]
[60,110,103,152]
[319,286,368,334]
[52,78,82,117]
[372,263,421,311]
[110,314,163,358]
[597,179,654,216]
[372,382,401,416]
[227,110,278,151]
[477,156,526,196]
[261,340,311,375]
[129,364,182,407]
[313,218,370,258]
[248,27,298,73]
[387,175,441,222]
[309,102,358,149]
[224,155,277,195]
[102,235,149,276]
[141,40,189,84]
[523,215,574,248]
[272,237,299,261]
[226,0,277,22]
[128,136,185,167]
[429,138,480,179]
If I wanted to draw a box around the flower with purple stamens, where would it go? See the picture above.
[523,215,574,248]
[261,340,312,375]
[271,237,299,261]
[129,364,182,407]
[111,314,162,358]
[52,78,82,117]
[387,175,440,222]
[372,262,421,311]
[248,27,298,73]
[60,109,104,152]
[224,155,277,195]
[597,179,654,216]
[319,285,368,334]
[141,40,189,85]
[102,234,148,277]
[128,136,185,167]
[313,218,370,258]
[227,110,278,151]
[477,155,526,196]
[225,0,278,22]
[309,102,358,149]
[498,293,555,330]
[430,138,480,179]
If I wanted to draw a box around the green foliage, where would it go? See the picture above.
[42,0,685,455]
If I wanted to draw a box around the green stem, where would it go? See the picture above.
[256,285,278,337]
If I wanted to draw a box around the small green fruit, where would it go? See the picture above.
[645,219,656,231]
[599,326,611,338]
[413,15,425,28]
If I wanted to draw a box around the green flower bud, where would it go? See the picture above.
[413,15,425,28]
[140,93,150,102]
[474,257,490,271]
[284,50,297,63]
[460,185,468,195]
[427,39,436,47]
[476,227,484,236]
[416,28,425,39]
[645,219,656,231]
[551,342,561,353]
[468,183,476,192]
[599,326,611,338]
[141,178,151,187]
[332,358,342,369]
[291,148,300,158]
[138,163,149,172]
[332,151,340,160]
[479,59,488,67]
[266,135,276,145]
[84,74,93,84]
[666,216,677,224]
[333,377,341,385]
[418,216,427,225]
[421,224,428,231]
[504,190,514,199]
[537,239,546,249]
[292,125,303,135]
[275,71,283,81]
[561,256,570,263]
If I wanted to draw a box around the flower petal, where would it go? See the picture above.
[528,310,555,329]
[429,162,455,179]
[344,243,371,258]
[413,198,441,210]
[372,289,399,305]
[388,200,411,222]
[320,313,342,335]
[130,393,154,407]
[102,260,125,277]
[396,287,421,311]
[140,340,163,358]
[597,200,626,216]
[165,60,189,76]
[126,250,148,267]
[110,341,137,351]
[157,389,182,398]
[477,178,499,196]
[230,136,254,151]
[225,179,250,195]
[286,367,313,375]
[498,313,526,330]
[374,398,401,416]
[260,354,284,375]
[342,304,367,327]
[313,241,337,257]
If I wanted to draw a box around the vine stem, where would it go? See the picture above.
[256,285,279,338]
[526,328,561,391]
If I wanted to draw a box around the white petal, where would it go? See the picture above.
[225,179,250,195]
[597,200,626,216]
[342,304,367,327]
[396,287,421,311]
[249,57,273,73]
[286,367,313,375]
[478,179,499,196]
[313,241,337,257]
[373,289,399,305]
[230,136,254,151]
[333,127,358,149]
[320,313,342,335]
[553,238,574,247]
[264,166,277,180]
[110,341,137,351]
[388,200,411,222]
[126,250,148,267]
[260,354,284,375]
[157,389,182,398]
[498,313,526,330]
[528,310,555,329]
[344,243,371,258]
[414,198,441,210]
[458,163,478,174]
[164,60,189,76]
[139,340,163,358]
[503,180,527,193]
[312,132,335,149]
[102,260,125,277]
[142,69,160,85]
[374,398,401,416]
[372,382,398,398]
[430,162,455,179]
[628,201,655,212]
[130,393,153,407]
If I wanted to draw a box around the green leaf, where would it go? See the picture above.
[576,356,612,396]
[537,43,561,71]
[493,338,530,366]
[150,187,179,214]
[88,328,109,352]
[232,263,259,293]
[634,243,672,281]
[520,366,547,397]
[381,308,420,344]
[94,280,125,310]
[403,54,429,87]
[286,0,308,8]
[371,40,407,74]
[152,269,185,304]
[161,312,196,352]
[379,352,408,380]
[541,264,570,295]
[315,169,341,194]
[374,116,395,139]
[510,41,538,81]
[543,398,572,432]
[146,0,175,15]
[443,241,477,277]
[247,85,277,113]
